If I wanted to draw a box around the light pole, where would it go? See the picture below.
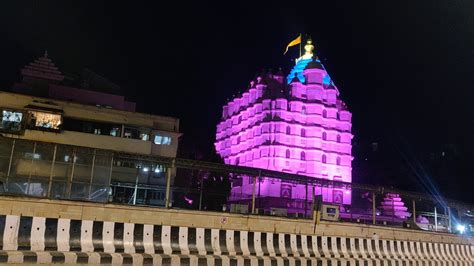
[132,166,140,205]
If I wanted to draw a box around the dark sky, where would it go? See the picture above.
[0,1,473,203]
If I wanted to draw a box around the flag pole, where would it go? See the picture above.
[299,33,302,58]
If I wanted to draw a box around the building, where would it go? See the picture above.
[0,52,181,205]
[215,40,353,212]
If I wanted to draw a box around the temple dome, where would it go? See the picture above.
[20,51,64,82]
[286,39,339,95]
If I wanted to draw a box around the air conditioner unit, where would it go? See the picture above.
[321,204,340,221]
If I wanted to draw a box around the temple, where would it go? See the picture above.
[215,39,353,212]
[13,51,136,112]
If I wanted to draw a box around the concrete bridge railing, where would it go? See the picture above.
[0,195,472,265]
[0,214,473,265]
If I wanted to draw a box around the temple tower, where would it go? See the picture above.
[215,39,353,211]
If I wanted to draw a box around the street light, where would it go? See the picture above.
[456,224,466,234]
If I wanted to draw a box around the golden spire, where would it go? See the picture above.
[301,38,314,60]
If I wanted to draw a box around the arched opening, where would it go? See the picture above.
[336,157,341,165]
[302,106,306,114]
[337,134,341,143]
[286,126,291,135]
[301,151,306,161]
[322,154,327,163]
[286,149,290,158]
[323,109,327,118]
[301,128,306,137]
[322,132,327,141]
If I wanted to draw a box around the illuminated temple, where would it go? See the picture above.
[215,40,353,211]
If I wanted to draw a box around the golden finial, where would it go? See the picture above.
[302,38,314,59]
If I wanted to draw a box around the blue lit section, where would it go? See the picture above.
[287,58,312,84]
[323,74,332,85]
[287,58,337,90]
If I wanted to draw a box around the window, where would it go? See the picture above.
[153,165,165,174]
[62,117,122,137]
[28,111,62,131]
[301,128,306,137]
[110,127,120,137]
[322,132,327,141]
[322,110,327,118]
[336,112,340,120]
[302,106,306,114]
[336,157,341,166]
[301,151,306,161]
[140,133,150,141]
[286,126,291,135]
[124,127,139,139]
[154,135,172,145]
[1,110,23,132]
[233,177,243,187]
[337,134,341,143]
[322,154,327,163]
[235,157,240,166]
[286,149,290,159]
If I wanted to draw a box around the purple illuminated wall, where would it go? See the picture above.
[215,40,353,207]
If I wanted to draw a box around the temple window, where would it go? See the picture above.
[322,154,327,163]
[286,126,291,135]
[337,134,341,143]
[336,157,341,165]
[322,132,327,141]
[302,106,306,114]
[301,128,306,137]
[323,109,327,118]
[286,149,290,158]
[301,151,306,161]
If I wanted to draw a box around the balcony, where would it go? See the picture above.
[18,129,153,155]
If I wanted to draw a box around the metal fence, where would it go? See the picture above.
[0,136,473,235]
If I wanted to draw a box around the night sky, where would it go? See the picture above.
[0,1,472,203]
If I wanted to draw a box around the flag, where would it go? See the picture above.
[284,34,301,55]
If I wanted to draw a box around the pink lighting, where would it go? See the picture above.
[215,39,353,209]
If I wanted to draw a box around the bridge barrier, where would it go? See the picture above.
[0,214,473,265]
